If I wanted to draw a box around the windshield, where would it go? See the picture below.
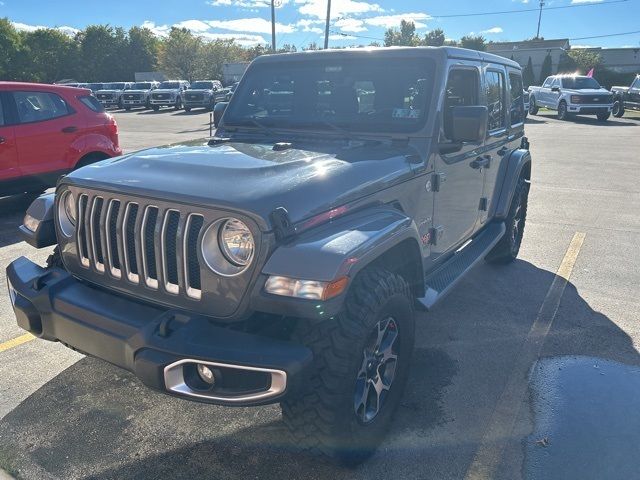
[562,77,602,89]
[191,81,213,89]
[104,82,126,90]
[87,83,103,90]
[132,82,152,89]
[159,81,180,89]
[224,57,435,134]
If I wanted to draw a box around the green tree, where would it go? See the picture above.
[422,28,445,46]
[459,35,486,51]
[125,26,160,77]
[539,52,553,84]
[0,18,23,80]
[195,38,245,80]
[77,25,127,81]
[160,28,202,81]
[20,28,78,83]
[523,56,535,88]
[567,49,602,74]
[384,20,417,46]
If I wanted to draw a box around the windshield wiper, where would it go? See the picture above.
[225,117,278,137]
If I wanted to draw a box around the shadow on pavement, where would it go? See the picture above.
[0,193,40,248]
[0,260,638,479]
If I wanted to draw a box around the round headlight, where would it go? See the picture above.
[219,219,254,266]
[201,218,255,276]
[58,191,76,237]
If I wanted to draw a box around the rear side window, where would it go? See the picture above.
[443,68,480,140]
[509,73,525,125]
[13,91,72,124]
[79,95,105,113]
[485,70,506,132]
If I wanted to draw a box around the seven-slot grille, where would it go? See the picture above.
[75,193,205,300]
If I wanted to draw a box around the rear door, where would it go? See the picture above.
[0,92,20,182]
[10,90,82,177]
[432,64,485,260]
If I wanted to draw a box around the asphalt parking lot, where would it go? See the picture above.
[1,108,639,479]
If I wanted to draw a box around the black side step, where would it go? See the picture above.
[417,222,506,311]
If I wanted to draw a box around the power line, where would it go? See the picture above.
[569,29,640,41]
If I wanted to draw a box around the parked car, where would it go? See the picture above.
[528,74,613,121]
[8,47,531,464]
[183,80,224,112]
[523,89,530,118]
[121,81,160,110]
[149,80,190,111]
[0,82,121,195]
[95,82,134,109]
[86,83,104,93]
[611,75,640,117]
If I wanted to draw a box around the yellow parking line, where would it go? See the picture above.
[0,333,36,353]
[464,231,586,480]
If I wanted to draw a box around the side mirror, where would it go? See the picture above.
[446,105,488,144]
[213,102,228,127]
[551,86,560,92]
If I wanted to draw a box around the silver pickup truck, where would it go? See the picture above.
[528,74,613,121]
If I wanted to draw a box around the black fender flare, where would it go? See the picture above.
[491,148,532,221]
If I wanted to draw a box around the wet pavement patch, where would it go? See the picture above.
[526,356,640,480]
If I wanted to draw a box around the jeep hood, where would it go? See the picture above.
[64,139,420,229]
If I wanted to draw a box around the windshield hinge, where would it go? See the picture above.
[269,207,297,242]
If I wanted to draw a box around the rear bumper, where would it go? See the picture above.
[6,257,312,406]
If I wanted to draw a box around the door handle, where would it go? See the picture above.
[470,156,490,169]
[61,126,78,133]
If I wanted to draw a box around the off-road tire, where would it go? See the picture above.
[612,100,625,118]
[46,246,64,269]
[486,175,529,264]
[281,267,415,465]
[529,96,539,115]
[596,112,610,122]
[557,101,569,120]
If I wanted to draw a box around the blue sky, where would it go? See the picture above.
[2,0,639,49]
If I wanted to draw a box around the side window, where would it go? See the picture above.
[552,77,561,88]
[443,68,480,140]
[13,91,71,124]
[486,70,506,132]
[542,77,552,88]
[508,72,525,125]
[78,95,105,113]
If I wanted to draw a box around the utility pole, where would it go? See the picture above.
[536,1,545,39]
[324,0,331,49]
[271,0,276,52]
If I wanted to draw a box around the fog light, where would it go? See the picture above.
[197,364,216,385]
[23,214,39,233]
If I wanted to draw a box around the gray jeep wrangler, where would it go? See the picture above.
[7,47,531,464]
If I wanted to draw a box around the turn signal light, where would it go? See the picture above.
[264,276,349,301]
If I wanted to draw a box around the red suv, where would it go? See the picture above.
[0,82,122,195]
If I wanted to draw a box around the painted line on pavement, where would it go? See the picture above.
[464,231,586,479]
[0,333,35,354]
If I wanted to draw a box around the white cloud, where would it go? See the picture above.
[296,0,383,19]
[571,0,602,3]
[200,32,267,46]
[297,18,324,33]
[481,26,503,34]
[335,18,367,32]
[141,20,172,37]
[209,0,289,7]
[207,17,295,34]
[363,13,431,29]
[173,20,212,32]
[11,22,79,36]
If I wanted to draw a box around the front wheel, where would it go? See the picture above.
[486,175,529,264]
[184,107,191,112]
[529,96,539,115]
[175,97,182,110]
[152,105,160,111]
[281,267,415,465]
[557,101,569,120]
[597,112,610,122]
[612,100,625,118]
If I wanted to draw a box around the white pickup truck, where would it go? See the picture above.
[528,75,614,121]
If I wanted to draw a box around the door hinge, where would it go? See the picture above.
[479,197,488,211]
[429,172,446,192]
[428,225,444,245]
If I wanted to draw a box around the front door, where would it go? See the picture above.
[0,93,19,183]
[431,64,485,260]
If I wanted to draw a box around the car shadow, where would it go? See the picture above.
[173,110,212,116]
[0,193,40,248]
[524,116,548,124]
[0,260,638,479]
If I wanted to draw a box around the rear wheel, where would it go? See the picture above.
[612,100,625,118]
[281,267,415,465]
[486,175,529,264]
[529,96,539,115]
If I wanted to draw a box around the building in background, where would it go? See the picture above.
[222,63,250,85]
[487,38,570,81]
[572,47,640,74]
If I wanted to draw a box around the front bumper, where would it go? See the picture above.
[122,99,147,106]
[98,99,119,106]
[149,98,176,106]
[568,104,613,114]
[6,257,312,406]
[184,100,213,108]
